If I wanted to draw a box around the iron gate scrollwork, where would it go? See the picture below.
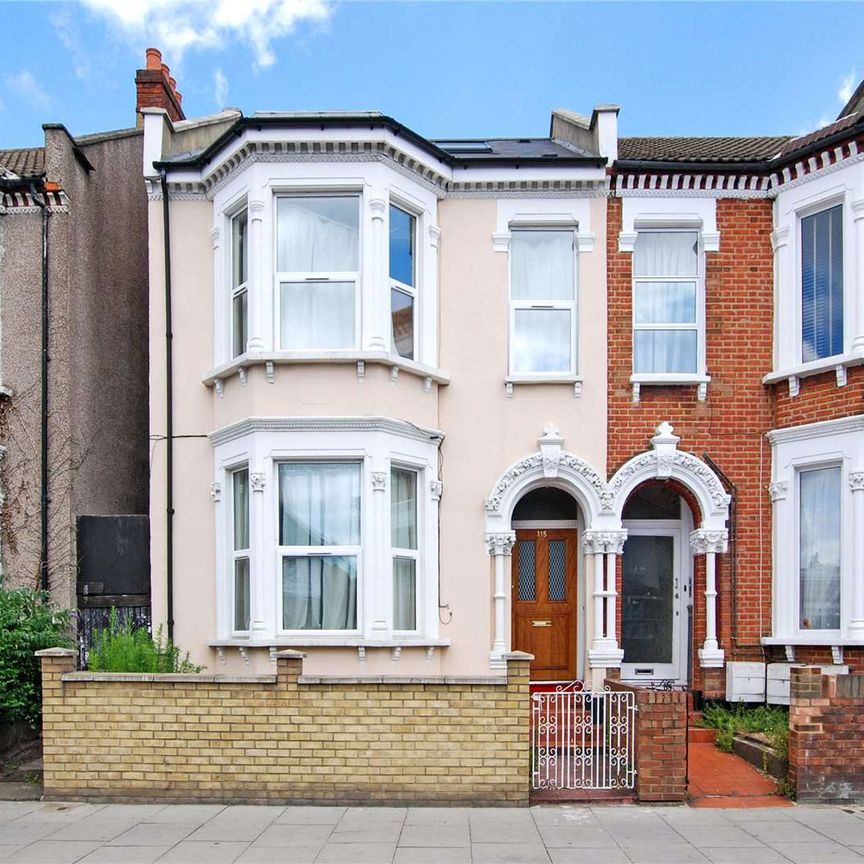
[530,681,637,791]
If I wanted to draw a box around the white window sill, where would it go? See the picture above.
[762,351,864,396]
[203,351,450,390]
[209,638,451,649]
[630,373,710,403]
[505,375,583,398]
[762,635,864,647]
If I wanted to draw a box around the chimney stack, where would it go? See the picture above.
[135,47,185,127]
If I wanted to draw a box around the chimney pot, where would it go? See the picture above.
[174,90,183,105]
[145,47,162,70]
[161,63,170,79]
[169,76,177,90]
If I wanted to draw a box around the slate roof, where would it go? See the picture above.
[617,136,790,164]
[433,138,598,160]
[0,147,45,178]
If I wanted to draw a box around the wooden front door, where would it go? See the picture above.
[511,528,579,681]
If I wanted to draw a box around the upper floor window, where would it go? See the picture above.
[391,466,418,631]
[632,231,700,375]
[278,461,361,631]
[801,204,843,363]
[390,205,416,361]
[231,467,250,632]
[231,209,248,358]
[509,229,576,375]
[276,195,360,351]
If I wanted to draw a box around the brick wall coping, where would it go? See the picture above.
[62,672,277,684]
[297,675,508,685]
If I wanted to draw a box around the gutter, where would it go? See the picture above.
[28,182,51,594]
[159,170,175,641]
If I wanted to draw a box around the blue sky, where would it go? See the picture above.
[1,1,862,150]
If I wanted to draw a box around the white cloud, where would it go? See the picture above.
[79,0,332,69]
[213,68,229,109]
[5,71,51,110]
[839,70,857,106]
[52,7,92,79]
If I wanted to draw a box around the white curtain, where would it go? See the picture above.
[280,281,355,349]
[391,468,417,550]
[634,281,696,324]
[511,231,573,301]
[393,558,416,631]
[799,467,841,630]
[282,556,357,630]
[279,462,360,547]
[634,231,698,277]
[633,330,697,374]
[513,309,571,373]
[276,197,359,273]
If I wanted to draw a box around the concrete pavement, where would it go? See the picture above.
[0,800,863,863]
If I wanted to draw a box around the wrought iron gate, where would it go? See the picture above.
[531,682,637,791]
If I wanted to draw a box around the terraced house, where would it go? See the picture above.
[139,50,864,701]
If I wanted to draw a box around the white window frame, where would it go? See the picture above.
[211,419,441,644]
[273,191,363,352]
[230,207,249,358]
[390,462,422,635]
[389,201,419,362]
[767,416,864,644]
[275,458,364,636]
[631,228,705,382]
[228,462,251,635]
[507,225,578,379]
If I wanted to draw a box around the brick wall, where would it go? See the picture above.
[607,679,688,802]
[771,366,864,429]
[789,666,864,803]
[607,196,776,693]
[37,648,531,806]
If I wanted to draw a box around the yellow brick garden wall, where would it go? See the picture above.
[37,649,531,806]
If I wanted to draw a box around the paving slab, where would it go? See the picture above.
[766,842,864,863]
[471,843,551,864]
[671,823,768,848]
[274,807,345,826]
[0,804,35,824]
[398,824,469,847]
[622,842,711,863]
[108,823,199,847]
[548,849,629,864]
[79,845,173,864]
[315,841,396,863]
[327,823,403,844]
[236,846,321,864]
[392,848,470,864]
[744,820,832,843]
[534,825,619,848]
[404,808,470,827]
[48,816,142,842]
[252,824,332,847]
[157,840,250,863]
[7,840,102,863]
[142,805,226,825]
[699,848,792,864]
[0,848,23,863]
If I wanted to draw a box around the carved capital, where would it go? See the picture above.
[850,472,864,493]
[428,225,441,248]
[369,198,387,219]
[209,481,222,503]
[371,471,387,492]
[210,226,221,249]
[582,530,628,555]
[430,480,443,501]
[768,481,789,502]
[689,528,728,555]
[250,472,266,493]
[248,199,265,222]
[486,531,516,557]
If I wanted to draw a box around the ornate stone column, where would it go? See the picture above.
[486,531,516,669]
[583,530,626,669]
[247,198,267,351]
[851,200,864,357]
[370,470,389,634]
[690,528,728,667]
[366,198,388,351]
[249,470,268,633]
[849,471,864,634]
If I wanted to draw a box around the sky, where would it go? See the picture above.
[0,0,862,150]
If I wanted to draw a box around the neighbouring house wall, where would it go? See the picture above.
[771,367,864,430]
[789,666,864,803]
[606,678,687,802]
[606,196,775,695]
[38,648,531,805]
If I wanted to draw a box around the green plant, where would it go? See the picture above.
[88,609,203,673]
[0,587,73,726]
[701,701,789,757]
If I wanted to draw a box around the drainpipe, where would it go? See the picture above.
[160,170,174,640]
[30,183,50,594]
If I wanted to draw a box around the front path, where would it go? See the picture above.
[0,800,863,863]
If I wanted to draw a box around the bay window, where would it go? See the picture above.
[231,467,250,632]
[231,209,248,358]
[278,461,361,631]
[391,467,419,631]
[632,231,700,375]
[390,205,416,360]
[509,229,576,375]
[801,204,843,363]
[276,195,360,350]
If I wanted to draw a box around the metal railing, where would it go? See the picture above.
[531,684,637,791]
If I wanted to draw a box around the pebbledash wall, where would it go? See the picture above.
[37,648,532,805]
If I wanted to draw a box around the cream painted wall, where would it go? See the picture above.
[150,192,608,676]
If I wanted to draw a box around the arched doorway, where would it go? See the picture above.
[620,483,694,684]
[511,487,584,681]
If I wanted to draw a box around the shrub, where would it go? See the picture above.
[88,610,203,673]
[701,702,789,757]
[0,587,73,726]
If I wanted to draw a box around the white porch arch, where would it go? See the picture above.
[483,422,732,672]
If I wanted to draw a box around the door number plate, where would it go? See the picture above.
[532,620,552,627]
